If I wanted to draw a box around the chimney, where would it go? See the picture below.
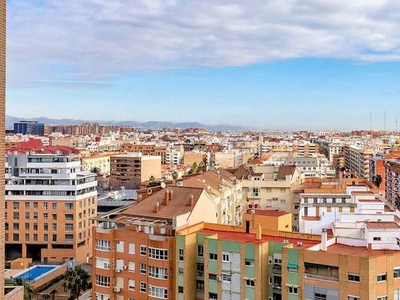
[321,228,327,251]
[256,224,262,240]
[137,194,143,202]
[187,194,194,206]
[153,202,160,213]
[169,190,174,201]
[164,190,170,206]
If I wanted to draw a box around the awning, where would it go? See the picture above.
[287,263,298,269]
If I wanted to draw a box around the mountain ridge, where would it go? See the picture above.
[6,115,247,131]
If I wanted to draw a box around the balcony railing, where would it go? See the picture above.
[304,273,339,282]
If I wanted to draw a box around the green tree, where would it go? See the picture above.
[64,266,91,299]
[14,278,35,300]
[191,162,198,174]
[372,174,382,188]
[395,195,400,210]
[42,294,51,300]
[172,171,178,181]
[149,175,155,183]
[90,167,101,175]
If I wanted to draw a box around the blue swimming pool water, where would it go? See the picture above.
[14,266,56,281]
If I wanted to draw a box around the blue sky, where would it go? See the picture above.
[6,1,400,130]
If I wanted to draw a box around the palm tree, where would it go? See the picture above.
[14,278,35,300]
[64,266,91,299]
[395,195,400,210]
[149,175,155,182]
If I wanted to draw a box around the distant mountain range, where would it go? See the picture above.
[6,115,247,131]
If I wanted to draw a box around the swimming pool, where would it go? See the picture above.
[14,266,56,281]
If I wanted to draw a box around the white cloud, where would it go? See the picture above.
[7,0,400,81]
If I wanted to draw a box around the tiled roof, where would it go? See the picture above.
[121,186,204,220]
[366,222,400,230]
[277,165,296,180]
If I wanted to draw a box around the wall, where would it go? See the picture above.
[140,156,161,182]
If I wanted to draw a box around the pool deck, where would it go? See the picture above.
[5,269,24,279]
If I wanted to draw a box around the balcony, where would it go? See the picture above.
[304,273,339,282]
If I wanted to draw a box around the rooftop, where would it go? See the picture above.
[324,243,399,257]
[199,229,319,249]
[366,222,400,230]
[250,210,290,217]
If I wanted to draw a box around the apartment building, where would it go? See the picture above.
[385,158,400,206]
[317,140,344,163]
[298,178,381,234]
[82,154,112,175]
[292,142,319,157]
[285,157,335,179]
[109,153,161,190]
[5,154,98,264]
[181,169,244,226]
[120,144,167,164]
[177,212,400,300]
[91,186,219,300]
[236,165,302,225]
[183,152,206,166]
[343,144,375,179]
[370,151,400,196]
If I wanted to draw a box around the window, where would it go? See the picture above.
[25,212,30,220]
[197,244,204,257]
[140,245,147,256]
[13,202,19,209]
[13,223,19,230]
[25,202,30,209]
[222,273,231,282]
[43,223,48,231]
[65,214,73,220]
[140,282,146,293]
[377,274,387,282]
[348,297,359,300]
[245,279,255,287]
[128,279,135,290]
[374,237,382,241]
[13,212,19,219]
[148,266,168,279]
[52,203,57,210]
[52,214,57,220]
[327,206,332,212]
[179,249,184,261]
[196,280,204,292]
[149,286,168,299]
[128,243,135,254]
[288,286,298,295]
[43,213,48,220]
[33,202,38,209]
[44,234,48,241]
[25,223,30,230]
[140,263,146,274]
[178,286,183,294]
[65,203,73,210]
[65,224,73,231]
[395,268,400,278]
[128,262,135,272]
[394,289,400,300]
[222,253,229,262]
[33,223,38,231]
[44,202,48,210]
[148,248,168,260]
[377,297,387,300]
[245,259,255,267]
[209,274,218,280]
[52,234,57,242]
[315,293,327,300]
[52,223,57,230]
[209,253,218,260]
[25,234,29,242]
[178,267,184,275]
[65,234,73,242]
[33,234,38,241]
[280,199,286,205]
[348,274,360,282]
[196,263,204,273]
[96,240,110,251]
[95,275,110,287]
[13,234,19,241]
[209,293,218,300]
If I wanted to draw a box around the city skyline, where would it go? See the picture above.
[6,1,400,130]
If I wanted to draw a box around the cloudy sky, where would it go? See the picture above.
[6,0,400,130]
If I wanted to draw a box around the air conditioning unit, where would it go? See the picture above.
[217,276,222,281]
[114,287,121,293]
[122,265,127,270]
[115,268,121,273]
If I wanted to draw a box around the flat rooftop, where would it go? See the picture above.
[200,229,319,249]
[324,243,399,257]
[250,210,290,217]
[366,222,400,230]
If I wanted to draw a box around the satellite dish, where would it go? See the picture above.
[161,182,166,189]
